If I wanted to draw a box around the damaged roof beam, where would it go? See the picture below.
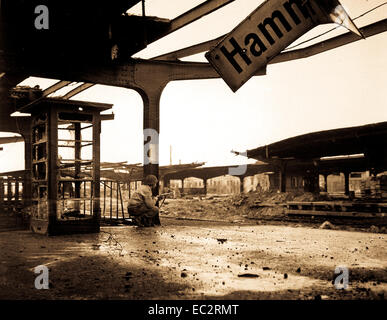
[42,80,72,96]
[152,18,387,64]
[271,18,387,64]
[62,83,95,99]
[152,35,224,61]
[169,0,236,34]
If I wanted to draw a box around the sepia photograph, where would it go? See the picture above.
[0,0,386,312]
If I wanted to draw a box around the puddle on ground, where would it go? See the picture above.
[197,266,327,296]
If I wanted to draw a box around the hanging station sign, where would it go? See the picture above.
[206,0,363,92]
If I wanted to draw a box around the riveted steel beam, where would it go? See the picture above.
[151,18,387,65]
[62,83,95,99]
[271,18,387,65]
[169,0,236,35]
[43,80,72,96]
[151,36,225,61]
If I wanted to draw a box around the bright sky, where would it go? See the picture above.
[1,0,386,172]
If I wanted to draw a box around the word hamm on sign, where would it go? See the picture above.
[206,0,363,92]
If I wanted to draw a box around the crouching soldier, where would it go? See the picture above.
[127,175,159,227]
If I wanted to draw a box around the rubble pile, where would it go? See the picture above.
[161,190,321,222]
[160,196,245,222]
[360,175,387,199]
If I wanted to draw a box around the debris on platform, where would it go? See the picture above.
[319,221,336,230]
[159,190,386,234]
[369,225,380,233]
[237,273,259,278]
[161,190,323,222]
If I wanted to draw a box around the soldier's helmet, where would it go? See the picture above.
[143,174,158,186]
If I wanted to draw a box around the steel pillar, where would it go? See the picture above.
[138,85,164,179]
[279,170,286,193]
[278,161,287,193]
[93,115,101,224]
[323,174,328,192]
[344,171,350,196]
[22,130,32,207]
[239,176,244,194]
[134,81,167,198]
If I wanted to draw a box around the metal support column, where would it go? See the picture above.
[136,83,166,197]
[93,115,101,224]
[323,174,328,192]
[239,176,244,194]
[74,123,81,211]
[344,171,350,196]
[279,170,286,193]
[22,131,32,207]
[48,109,58,225]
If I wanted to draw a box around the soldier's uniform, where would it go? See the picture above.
[127,179,159,227]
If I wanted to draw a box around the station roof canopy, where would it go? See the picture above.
[163,162,273,181]
[18,97,113,114]
[97,162,206,182]
[246,121,387,162]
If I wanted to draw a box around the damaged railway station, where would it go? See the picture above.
[0,0,386,301]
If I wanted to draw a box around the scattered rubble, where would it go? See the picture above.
[237,273,259,278]
[369,225,379,233]
[161,191,300,222]
[319,221,336,230]
[160,190,386,233]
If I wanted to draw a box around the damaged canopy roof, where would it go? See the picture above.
[246,121,387,161]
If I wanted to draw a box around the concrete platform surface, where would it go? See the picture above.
[0,218,386,300]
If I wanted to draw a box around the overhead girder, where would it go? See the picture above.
[42,81,72,96]
[152,36,224,61]
[0,136,24,144]
[36,81,94,100]
[151,18,387,62]
[163,163,274,182]
[270,18,387,65]
[1,59,265,89]
[168,0,236,35]
[110,0,238,59]
[62,83,95,99]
